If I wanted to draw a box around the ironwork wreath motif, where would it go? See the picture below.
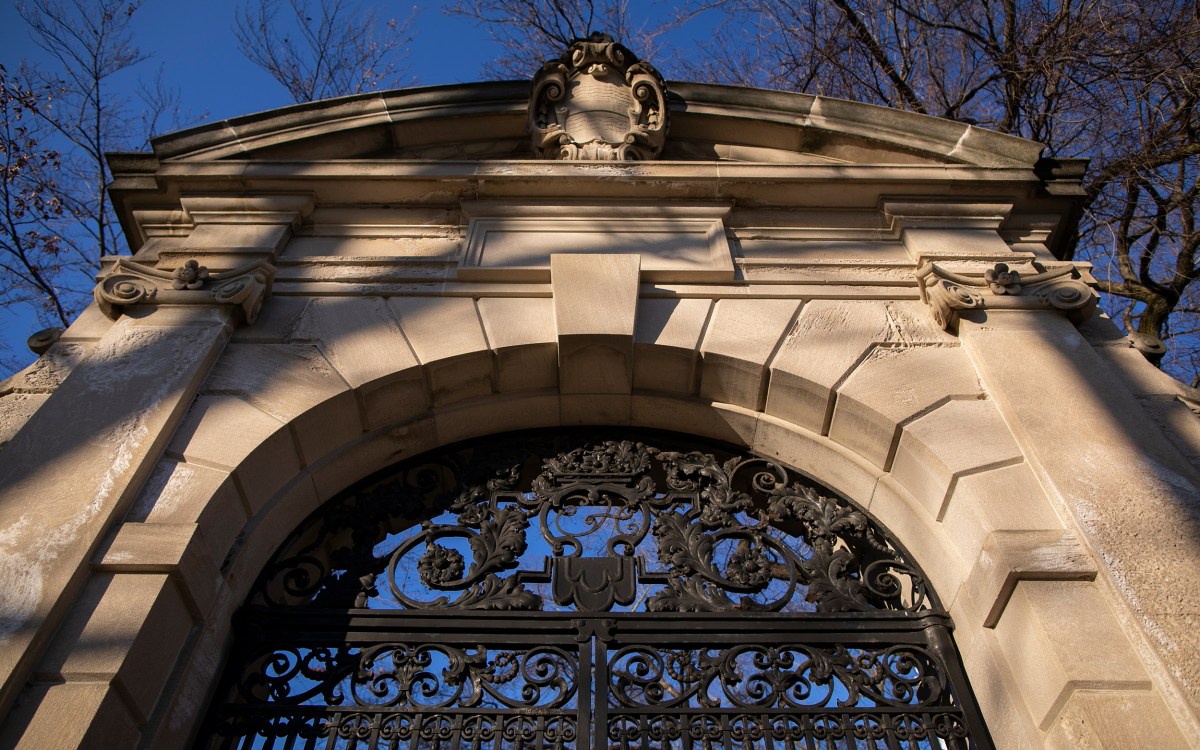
[252,433,930,615]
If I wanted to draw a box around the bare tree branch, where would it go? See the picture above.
[233,0,415,103]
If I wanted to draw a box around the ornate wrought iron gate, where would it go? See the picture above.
[197,430,992,749]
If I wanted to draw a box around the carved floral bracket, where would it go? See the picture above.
[529,33,668,161]
[916,261,1096,331]
[94,257,276,324]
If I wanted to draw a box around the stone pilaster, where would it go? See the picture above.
[0,195,310,723]
[959,311,1200,740]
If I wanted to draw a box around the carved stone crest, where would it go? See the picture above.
[529,32,668,161]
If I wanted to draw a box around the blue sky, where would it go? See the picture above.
[3,1,499,126]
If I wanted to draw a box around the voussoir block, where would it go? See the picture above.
[477,297,558,393]
[699,298,800,410]
[633,297,711,396]
[829,345,982,469]
[390,297,494,405]
[552,254,641,395]
[891,398,1023,520]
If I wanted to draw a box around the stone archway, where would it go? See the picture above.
[2,61,1197,749]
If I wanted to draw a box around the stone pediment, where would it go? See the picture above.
[142,80,1042,168]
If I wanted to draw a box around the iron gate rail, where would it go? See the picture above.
[203,611,984,749]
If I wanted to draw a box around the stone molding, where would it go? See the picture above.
[177,194,315,226]
[459,201,734,281]
[884,200,1013,231]
[916,261,1096,331]
[529,33,668,161]
[94,257,275,324]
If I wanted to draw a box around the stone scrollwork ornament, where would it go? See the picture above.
[916,261,1097,331]
[94,257,276,324]
[529,32,668,161]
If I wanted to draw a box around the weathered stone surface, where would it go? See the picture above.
[95,522,221,618]
[753,413,882,506]
[293,296,428,428]
[993,580,1151,729]
[126,459,247,566]
[829,345,983,469]
[868,477,970,603]
[940,462,1065,565]
[201,343,360,464]
[561,394,632,425]
[294,297,419,385]
[0,315,229,718]
[58,303,115,343]
[766,300,957,436]
[958,630,1043,750]
[967,529,1098,627]
[699,298,799,410]
[308,418,439,501]
[765,300,890,434]
[477,297,558,393]
[1045,690,1191,750]
[168,395,300,511]
[35,573,191,722]
[461,203,732,281]
[631,395,757,449]
[962,313,1200,713]
[230,294,310,342]
[1141,398,1200,464]
[143,614,236,750]
[891,398,1023,520]
[529,34,667,161]
[898,226,1014,262]
[0,341,92,395]
[1,682,140,749]
[0,393,49,453]
[225,473,325,596]
[436,393,560,445]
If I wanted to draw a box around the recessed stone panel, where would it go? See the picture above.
[460,202,734,282]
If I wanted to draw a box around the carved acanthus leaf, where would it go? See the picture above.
[916,261,1096,331]
[94,257,276,323]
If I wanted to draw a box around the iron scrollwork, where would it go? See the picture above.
[251,433,930,615]
[200,430,989,749]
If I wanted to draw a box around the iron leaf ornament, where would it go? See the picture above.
[250,432,931,615]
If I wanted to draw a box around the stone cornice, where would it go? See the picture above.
[916,261,1097,331]
[94,257,275,324]
[135,81,1042,167]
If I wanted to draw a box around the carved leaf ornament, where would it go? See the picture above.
[251,431,931,615]
[94,256,274,323]
[916,260,1096,331]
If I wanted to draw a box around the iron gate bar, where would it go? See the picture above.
[236,609,958,633]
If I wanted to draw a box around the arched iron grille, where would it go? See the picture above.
[197,430,993,749]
